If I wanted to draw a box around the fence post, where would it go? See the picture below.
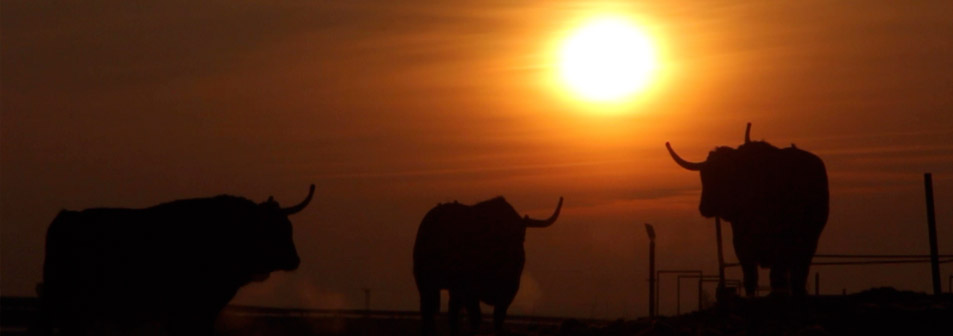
[715,217,726,299]
[924,173,941,295]
[363,288,371,317]
[676,276,681,315]
[645,224,656,319]
[697,275,703,310]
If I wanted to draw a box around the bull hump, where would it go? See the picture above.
[478,196,516,208]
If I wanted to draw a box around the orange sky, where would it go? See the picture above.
[3,0,953,318]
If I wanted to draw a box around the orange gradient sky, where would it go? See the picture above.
[2,1,953,318]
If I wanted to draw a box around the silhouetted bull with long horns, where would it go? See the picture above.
[666,124,828,296]
[38,185,315,335]
[413,196,563,335]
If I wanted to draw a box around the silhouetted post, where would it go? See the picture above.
[697,275,703,310]
[924,173,941,295]
[676,277,681,315]
[363,288,371,317]
[814,273,820,296]
[677,274,712,313]
[645,224,656,319]
[715,217,726,296]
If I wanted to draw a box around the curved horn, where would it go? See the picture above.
[665,142,705,171]
[524,197,563,228]
[744,122,751,144]
[282,184,315,215]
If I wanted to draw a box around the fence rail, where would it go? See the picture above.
[723,256,953,267]
[0,296,606,330]
[814,254,953,258]
[223,304,595,325]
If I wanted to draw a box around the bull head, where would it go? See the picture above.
[253,184,315,273]
[666,125,750,220]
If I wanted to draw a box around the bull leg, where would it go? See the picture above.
[466,299,481,332]
[448,292,462,336]
[790,261,811,296]
[741,263,759,297]
[419,288,440,336]
[791,236,820,296]
[493,304,509,335]
[791,246,818,296]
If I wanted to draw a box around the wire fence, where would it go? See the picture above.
[722,255,953,267]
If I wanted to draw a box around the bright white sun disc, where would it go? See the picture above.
[559,18,658,102]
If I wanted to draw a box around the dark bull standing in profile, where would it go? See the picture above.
[413,196,563,335]
[666,124,828,296]
[38,185,314,335]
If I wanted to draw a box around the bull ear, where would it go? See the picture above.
[281,184,315,215]
[524,197,563,228]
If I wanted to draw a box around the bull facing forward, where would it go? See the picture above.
[39,185,314,335]
[413,196,562,335]
[667,124,828,297]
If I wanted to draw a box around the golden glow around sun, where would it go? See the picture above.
[558,17,658,103]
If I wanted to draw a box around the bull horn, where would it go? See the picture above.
[282,184,315,215]
[666,142,704,171]
[744,122,751,144]
[524,197,563,228]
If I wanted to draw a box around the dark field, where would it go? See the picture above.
[3,288,952,335]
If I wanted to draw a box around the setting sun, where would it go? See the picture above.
[558,17,658,103]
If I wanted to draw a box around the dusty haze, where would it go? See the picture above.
[3,0,952,319]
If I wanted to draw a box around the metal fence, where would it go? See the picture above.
[648,173,950,317]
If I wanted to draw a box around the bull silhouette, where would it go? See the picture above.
[38,185,314,335]
[666,124,828,296]
[413,196,563,335]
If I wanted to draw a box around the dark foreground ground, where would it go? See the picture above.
[619,287,953,336]
[4,287,952,335]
